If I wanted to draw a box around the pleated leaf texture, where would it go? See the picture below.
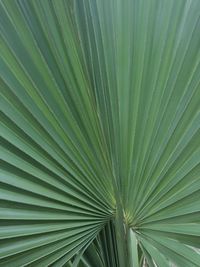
[0,0,200,266]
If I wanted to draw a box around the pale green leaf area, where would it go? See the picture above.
[0,0,200,266]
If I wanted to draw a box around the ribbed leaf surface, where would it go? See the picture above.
[0,0,200,266]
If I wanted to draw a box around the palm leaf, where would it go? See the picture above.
[0,0,200,266]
